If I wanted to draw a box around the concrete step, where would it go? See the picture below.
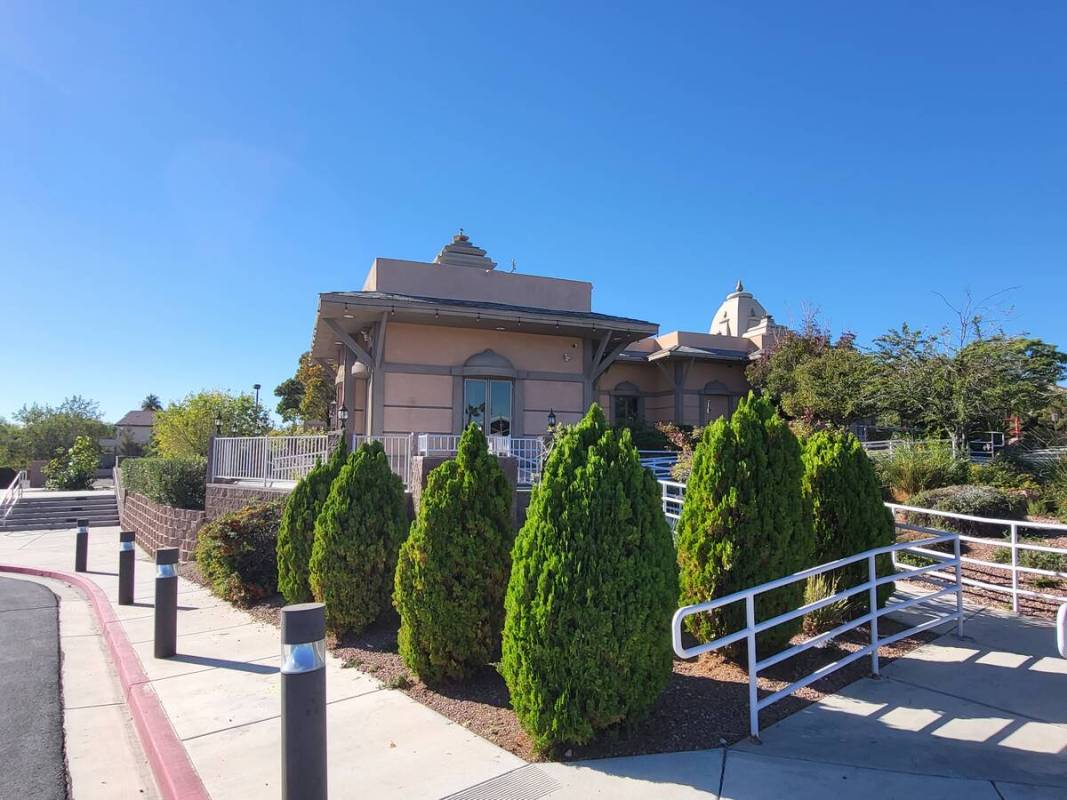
[6,509,119,523]
[1,517,120,532]
[15,498,117,510]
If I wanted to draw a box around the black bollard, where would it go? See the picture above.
[281,603,327,800]
[118,531,135,605]
[154,548,179,658]
[74,519,89,572]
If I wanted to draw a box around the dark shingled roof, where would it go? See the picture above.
[323,291,658,329]
[116,410,156,427]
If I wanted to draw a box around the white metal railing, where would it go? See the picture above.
[672,533,963,738]
[352,434,415,490]
[887,503,1067,613]
[1017,446,1067,466]
[639,450,679,480]
[212,434,341,486]
[1,470,27,526]
[415,433,546,486]
[660,480,686,529]
[861,438,955,455]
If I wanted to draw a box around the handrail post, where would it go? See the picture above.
[953,534,964,637]
[745,594,759,740]
[262,437,270,487]
[868,554,879,677]
[1010,522,1019,615]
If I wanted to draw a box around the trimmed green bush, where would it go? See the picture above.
[309,440,407,635]
[676,393,812,657]
[906,484,1026,536]
[500,405,677,752]
[394,424,513,682]
[802,430,895,607]
[195,501,284,606]
[122,456,207,510]
[276,439,348,604]
[45,436,100,490]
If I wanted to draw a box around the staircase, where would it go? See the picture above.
[1,492,120,532]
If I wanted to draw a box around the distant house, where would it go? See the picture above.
[115,409,156,453]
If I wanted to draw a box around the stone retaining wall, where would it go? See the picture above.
[120,491,205,562]
[205,484,292,521]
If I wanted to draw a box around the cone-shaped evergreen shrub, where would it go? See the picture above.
[309,440,407,635]
[676,393,812,657]
[394,424,513,683]
[801,430,895,607]
[500,405,678,752]
[276,439,347,604]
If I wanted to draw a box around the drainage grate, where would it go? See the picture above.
[440,765,560,800]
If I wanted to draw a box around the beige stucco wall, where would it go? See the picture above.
[364,259,593,313]
[385,323,585,375]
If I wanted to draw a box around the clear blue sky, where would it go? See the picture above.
[2,2,1064,422]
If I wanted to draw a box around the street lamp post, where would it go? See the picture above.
[254,383,262,411]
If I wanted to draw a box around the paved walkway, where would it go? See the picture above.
[2,522,1065,799]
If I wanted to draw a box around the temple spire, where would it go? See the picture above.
[434,229,496,269]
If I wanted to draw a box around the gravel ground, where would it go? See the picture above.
[896,520,1067,618]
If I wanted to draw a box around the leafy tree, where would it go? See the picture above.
[873,329,1067,449]
[675,393,812,657]
[274,352,332,426]
[276,438,348,603]
[748,321,876,426]
[500,405,677,752]
[141,394,163,411]
[394,424,513,682]
[308,441,407,635]
[9,396,111,465]
[152,390,270,459]
[801,430,895,607]
[44,435,100,490]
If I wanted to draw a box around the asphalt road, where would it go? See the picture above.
[0,576,67,800]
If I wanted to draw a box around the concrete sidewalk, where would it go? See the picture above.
[3,523,1065,799]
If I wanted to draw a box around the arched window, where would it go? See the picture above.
[460,350,515,436]
[612,381,641,425]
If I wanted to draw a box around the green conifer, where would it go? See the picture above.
[500,405,678,752]
[394,424,513,682]
[309,440,407,635]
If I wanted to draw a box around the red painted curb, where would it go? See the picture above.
[0,563,211,800]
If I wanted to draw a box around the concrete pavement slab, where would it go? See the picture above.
[541,749,724,798]
[64,704,160,799]
[735,674,1067,787]
[993,781,1067,799]
[720,750,1001,800]
[184,688,524,800]
[130,618,281,680]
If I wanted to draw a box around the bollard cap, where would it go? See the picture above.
[120,530,135,543]
[76,518,89,528]
[281,603,326,645]
[155,547,179,565]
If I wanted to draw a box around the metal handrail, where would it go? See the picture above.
[888,504,1067,611]
[1,470,27,525]
[672,532,963,738]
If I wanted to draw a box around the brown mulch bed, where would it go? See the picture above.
[178,561,938,762]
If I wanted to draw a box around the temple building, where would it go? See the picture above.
[308,231,785,438]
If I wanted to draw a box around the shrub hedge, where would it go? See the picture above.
[122,456,206,510]
[500,405,677,752]
[195,501,284,606]
[276,439,347,604]
[871,442,968,500]
[394,424,513,683]
[802,430,895,607]
[906,484,1027,536]
[676,393,812,657]
[309,441,407,635]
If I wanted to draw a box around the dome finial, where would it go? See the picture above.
[735,279,744,293]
